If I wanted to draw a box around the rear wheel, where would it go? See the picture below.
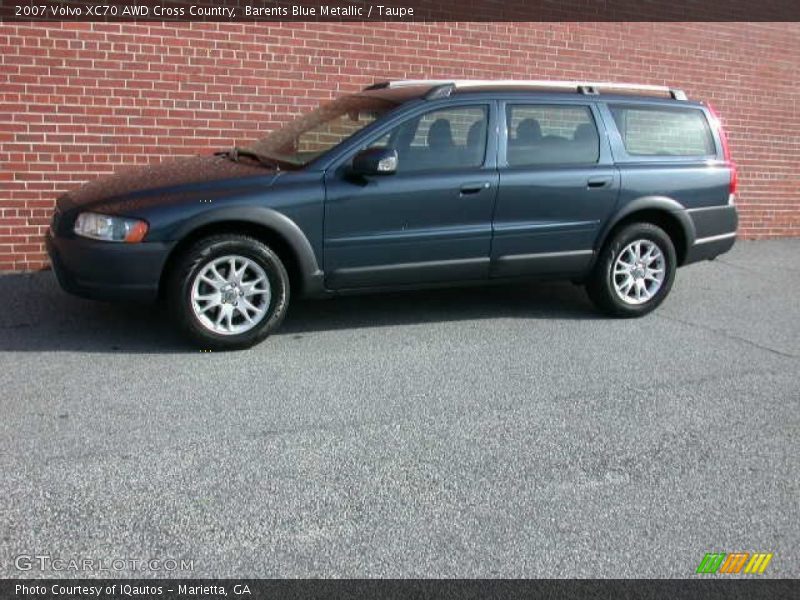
[587,222,676,317]
[167,234,289,350]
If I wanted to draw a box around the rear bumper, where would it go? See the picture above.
[685,231,737,264]
[46,231,173,302]
[684,204,738,265]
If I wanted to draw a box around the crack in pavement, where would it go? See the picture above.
[656,312,797,360]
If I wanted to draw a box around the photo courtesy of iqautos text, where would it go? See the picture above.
[0,0,798,597]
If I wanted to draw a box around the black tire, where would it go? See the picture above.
[586,222,677,318]
[166,234,290,350]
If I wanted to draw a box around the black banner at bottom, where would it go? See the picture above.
[2,579,798,600]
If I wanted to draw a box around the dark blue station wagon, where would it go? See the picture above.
[47,80,739,349]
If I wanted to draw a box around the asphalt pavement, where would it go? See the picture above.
[1,239,798,578]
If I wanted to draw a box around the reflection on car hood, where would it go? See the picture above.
[57,155,273,210]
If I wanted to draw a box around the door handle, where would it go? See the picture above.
[460,181,491,195]
[587,176,613,189]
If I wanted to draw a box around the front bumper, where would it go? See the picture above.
[46,231,173,303]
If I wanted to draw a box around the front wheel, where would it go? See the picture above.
[167,234,290,350]
[586,222,676,318]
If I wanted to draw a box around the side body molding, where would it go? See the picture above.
[171,206,325,296]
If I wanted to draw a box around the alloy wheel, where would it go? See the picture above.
[190,255,272,335]
[611,239,666,305]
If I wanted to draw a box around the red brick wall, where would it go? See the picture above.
[1,22,798,271]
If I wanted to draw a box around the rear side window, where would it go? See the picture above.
[505,105,599,167]
[610,105,715,157]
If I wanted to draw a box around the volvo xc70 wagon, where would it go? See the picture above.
[47,80,739,349]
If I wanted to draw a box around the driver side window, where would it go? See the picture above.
[368,105,489,173]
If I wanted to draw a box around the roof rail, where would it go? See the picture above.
[364,79,687,101]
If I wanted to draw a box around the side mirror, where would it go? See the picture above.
[351,147,398,176]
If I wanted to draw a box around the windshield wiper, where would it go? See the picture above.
[216,147,282,170]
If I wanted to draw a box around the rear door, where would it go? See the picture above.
[491,101,619,277]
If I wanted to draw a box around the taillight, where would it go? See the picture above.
[729,164,738,196]
[708,104,737,202]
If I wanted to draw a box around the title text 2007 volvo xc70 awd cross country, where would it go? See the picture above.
[47,80,738,349]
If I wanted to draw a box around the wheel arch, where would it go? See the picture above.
[159,207,323,299]
[595,197,696,266]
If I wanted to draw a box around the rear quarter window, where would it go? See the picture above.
[610,105,716,157]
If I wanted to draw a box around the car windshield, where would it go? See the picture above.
[244,95,399,168]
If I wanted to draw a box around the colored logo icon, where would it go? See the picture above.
[696,552,773,574]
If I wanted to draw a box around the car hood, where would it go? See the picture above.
[57,154,276,212]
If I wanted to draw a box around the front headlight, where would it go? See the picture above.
[74,212,149,243]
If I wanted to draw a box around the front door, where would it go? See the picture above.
[324,103,499,289]
[491,102,620,277]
